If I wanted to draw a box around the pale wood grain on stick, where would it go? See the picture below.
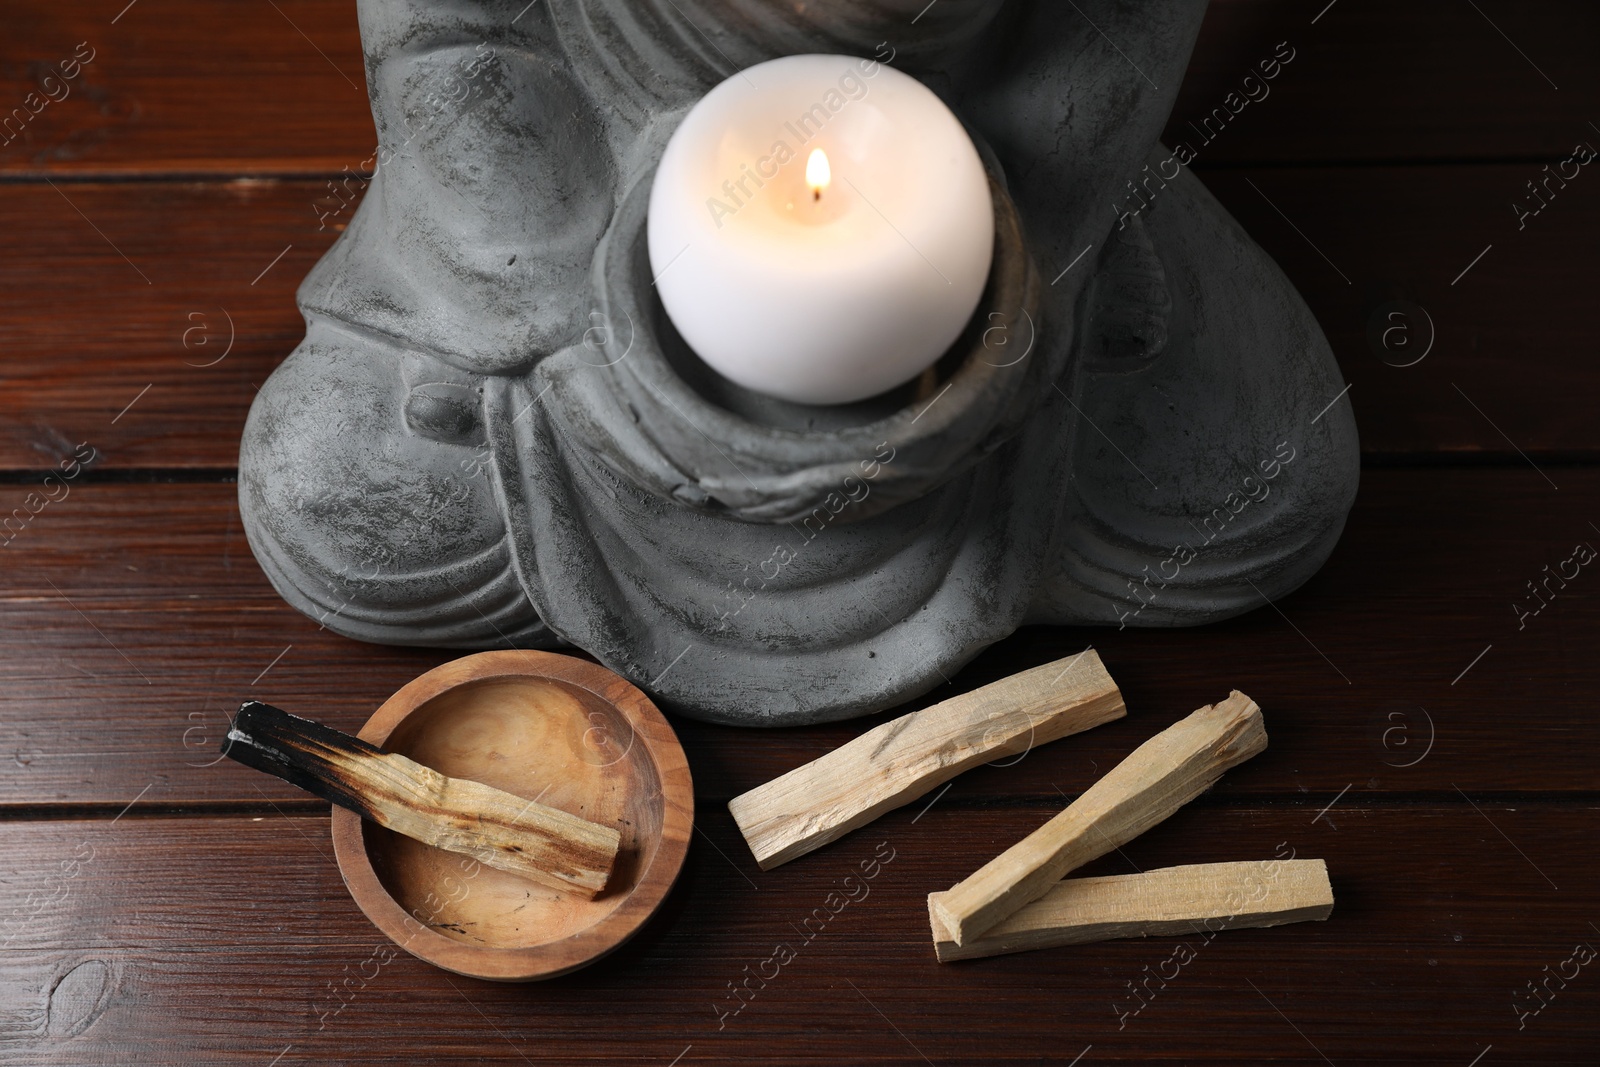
[225,701,620,898]
[929,858,1333,961]
[728,649,1124,870]
[930,690,1267,945]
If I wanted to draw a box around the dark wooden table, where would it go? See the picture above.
[3,1,1596,1063]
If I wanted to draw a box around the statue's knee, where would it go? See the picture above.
[239,322,508,616]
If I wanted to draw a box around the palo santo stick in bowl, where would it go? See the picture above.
[729,649,1124,870]
[225,701,621,898]
[930,690,1266,945]
[929,858,1333,962]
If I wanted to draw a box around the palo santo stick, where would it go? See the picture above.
[929,859,1333,962]
[729,649,1124,870]
[224,701,620,898]
[931,690,1266,945]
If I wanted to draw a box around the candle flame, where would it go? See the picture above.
[806,148,831,200]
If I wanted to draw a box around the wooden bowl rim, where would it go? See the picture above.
[330,649,694,981]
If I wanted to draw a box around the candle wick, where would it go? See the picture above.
[812,189,821,202]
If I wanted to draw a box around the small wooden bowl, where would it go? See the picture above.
[330,650,693,981]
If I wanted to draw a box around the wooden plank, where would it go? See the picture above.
[3,0,1594,176]
[0,467,1596,806]
[728,650,1124,870]
[0,180,338,469]
[2,163,1596,469]
[930,693,1268,945]
[0,805,1592,1063]
[1168,0,1600,165]
[1198,164,1600,461]
[0,0,371,175]
[929,859,1335,962]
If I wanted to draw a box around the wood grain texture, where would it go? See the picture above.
[1168,0,1600,165]
[728,649,1124,870]
[0,806,1592,1064]
[0,468,1594,807]
[225,701,622,898]
[330,650,695,982]
[0,179,340,469]
[1197,164,1600,461]
[929,859,1335,962]
[0,0,372,175]
[932,693,1268,945]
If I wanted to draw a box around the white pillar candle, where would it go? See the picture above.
[647,54,994,406]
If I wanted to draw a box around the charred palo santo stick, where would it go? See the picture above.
[729,650,1124,870]
[931,690,1266,946]
[929,859,1333,962]
[224,701,620,898]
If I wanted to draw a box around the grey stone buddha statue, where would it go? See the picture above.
[239,0,1359,726]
